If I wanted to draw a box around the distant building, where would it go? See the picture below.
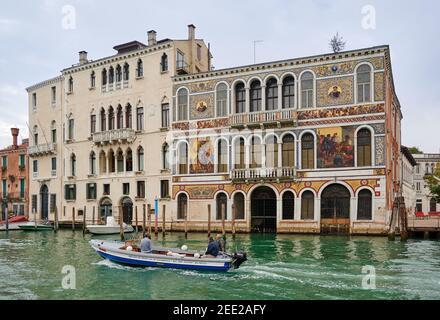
[413,153,440,213]
[0,128,29,218]
[400,146,417,213]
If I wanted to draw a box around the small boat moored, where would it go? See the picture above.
[19,223,54,231]
[90,239,247,272]
[87,217,134,235]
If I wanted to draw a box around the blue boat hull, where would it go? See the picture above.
[96,250,232,272]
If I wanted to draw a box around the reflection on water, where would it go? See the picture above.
[0,231,439,300]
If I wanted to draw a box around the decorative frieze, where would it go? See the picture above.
[375,136,386,166]
[374,72,385,101]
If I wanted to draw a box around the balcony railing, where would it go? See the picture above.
[176,61,189,75]
[230,109,296,127]
[0,192,26,201]
[92,128,136,145]
[231,167,296,181]
[28,143,57,157]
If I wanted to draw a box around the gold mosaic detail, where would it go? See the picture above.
[316,76,354,107]
[190,94,214,120]
[374,72,385,101]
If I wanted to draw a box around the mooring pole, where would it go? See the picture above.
[135,205,139,234]
[72,208,75,232]
[54,205,59,233]
[4,204,8,232]
[221,203,226,236]
[184,202,188,239]
[83,206,87,235]
[92,206,95,225]
[232,204,236,239]
[142,204,146,236]
[207,204,211,238]
[147,204,152,236]
[119,205,125,241]
[162,205,166,237]
[33,209,37,228]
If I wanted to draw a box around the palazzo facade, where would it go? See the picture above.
[169,46,402,235]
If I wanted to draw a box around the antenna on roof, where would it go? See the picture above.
[329,32,346,53]
[253,40,264,64]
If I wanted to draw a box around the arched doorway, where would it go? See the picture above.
[121,197,133,225]
[320,184,351,234]
[100,198,113,224]
[251,186,277,233]
[40,185,49,221]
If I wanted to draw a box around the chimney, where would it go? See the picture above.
[11,128,19,147]
[79,51,88,65]
[188,24,196,40]
[148,30,157,46]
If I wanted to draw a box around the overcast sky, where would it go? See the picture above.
[0,0,439,152]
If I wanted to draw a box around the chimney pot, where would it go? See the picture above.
[188,24,196,40]
[11,128,19,147]
[148,30,157,46]
[79,51,88,65]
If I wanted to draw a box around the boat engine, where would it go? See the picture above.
[232,252,247,269]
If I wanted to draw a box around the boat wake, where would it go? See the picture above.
[92,259,156,272]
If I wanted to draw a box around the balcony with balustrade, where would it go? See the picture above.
[230,167,296,182]
[229,109,297,128]
[92,128,136,145]
[28,143,57,157]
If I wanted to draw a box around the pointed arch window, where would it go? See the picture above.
[126,149,133,172]
[71,154,76,177]
[300,72,314,108]
[51,121,57,143]
[282,76,295,109]
[266,78,278,111]
[116,105,123,129]
[125,104,132,128]
[235,82,246,114]
[108,150,115,173]
[357,64,372,103]
[162,144,170,170]
[136,59,143,77]
[250,136,262,169]
[102,69,107,86]
[115,65,122,83]
[161,54,168,72]
[301,133,315,169]
[250,80,262,112]
[137,147,144,172]
[357,128,372,167]
[123,63,129,81]
[177,88,188,121]
[100,108,106,131]
[108,67,114,83]
[68,76,74,93]
[116,149,124,173]
[90,71,96,88]
[33,126,39,146]
[99,151,107,174]
[108,107,115,130]
[90,152,96,175]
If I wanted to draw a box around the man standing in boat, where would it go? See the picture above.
[216,234,225,253]
[140,234,152,253]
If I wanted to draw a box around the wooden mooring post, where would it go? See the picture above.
[82,206,87,235]
[232,204,236,239]
[162,205,166,237]
[184,202,188,239]
[119,206,125,241]
[72,208,75,232]
[147,204,152,236]
[142,204,146,236]
[135,206,139,234]
[92,206,95,225]
[54,206,59,233]
[221,203,226,236]
[207,204,211,238]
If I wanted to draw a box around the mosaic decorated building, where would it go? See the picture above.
[169,45,403,235]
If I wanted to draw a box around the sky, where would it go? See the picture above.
[0,0,439,152]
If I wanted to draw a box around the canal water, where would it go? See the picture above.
[0,230,439,300]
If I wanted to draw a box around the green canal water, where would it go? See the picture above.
[0,230,440,300]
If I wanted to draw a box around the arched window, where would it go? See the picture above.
[282,134,295,167]
[162,144,169,170]
[137,147,144,171]
[234,138,245,170]
[102,69,107,86]
[99,151,106,174]
[301,133,315,169]
[357,128,372,167]
[100,108,106,131]
[177,88,188,121]
[300,72,314,108]
[108,106,115,130]
[216,193,228,220]
[233,193,245,220]
[358,189,372,220]
[123,63,129,81]
[250,136,262,169]
[266,78,278,111]
[71,154,76,177]
[136,106,144,131]
[282,191,295,220]
[108,67,114,83]
[301,191,314,220]
[216,83,228,117]
[116,105,123,129]
[265,136,278,168]
[90,152,96,175]
[217,139,228,173]
[161,54,168,72]
[116,149,124,173]
[178,142,188,175]
[33,125,38,145]
[90,71,96,88]
[357,64,372,103]
[68,76,74,93]
[235,82,246,114]
[177,193,188,220]
[126,149,133,172]
[115,65,122,83]
[430,198,438,213]
[136,59,143,77]
[282,76,295,109]
[125,104,132,128]
[108,150,115,173]
[250,80,262,112]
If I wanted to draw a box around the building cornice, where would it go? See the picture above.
[173,45,390,83]
[26,76,63,92]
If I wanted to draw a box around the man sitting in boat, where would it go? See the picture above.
[204,237,220,258]
[140,234,152,253]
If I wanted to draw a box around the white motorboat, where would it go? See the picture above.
[87,217,134,235]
